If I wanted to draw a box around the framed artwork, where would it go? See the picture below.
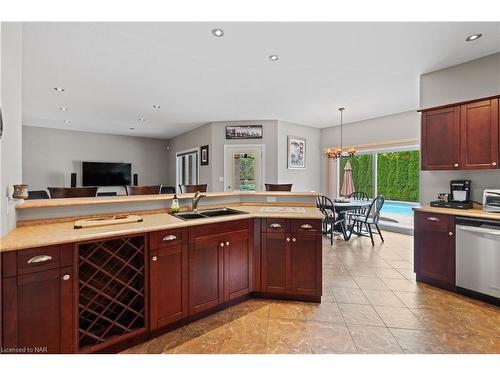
[287,136,306,169]
[200,145,209,166]
[225,125,263,139]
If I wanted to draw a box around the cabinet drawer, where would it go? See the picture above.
[17,245,61,275]
[191,219,250,240]
[291,219,321,234]
[415,212,451,231]
[262,218,287,233]
[150,228,184,249]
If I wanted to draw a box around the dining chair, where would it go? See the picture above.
[345,195,385,246]
[125,185,161,195]
[346,191,370,231]
[47,187,98,198]
[316,195,348,245]
[265,183,293,191]
[179,184,207,193]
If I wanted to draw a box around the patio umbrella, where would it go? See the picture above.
[340,161,356,197]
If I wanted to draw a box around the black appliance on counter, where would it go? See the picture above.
[430,179,473,209]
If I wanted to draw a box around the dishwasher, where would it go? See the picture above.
[456,217,500,301]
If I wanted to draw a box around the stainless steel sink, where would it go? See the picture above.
[172,207,248,221]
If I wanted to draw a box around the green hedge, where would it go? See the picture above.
[338,151,419,202]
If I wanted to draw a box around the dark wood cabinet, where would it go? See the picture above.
[414,211,455,290]
[421,95,500,171]
[261,219,322,298]
[150,228,188,329]
[421,106,461,170]
[223,230,252,302]
[460,98,499,169]
[2,265,74,354]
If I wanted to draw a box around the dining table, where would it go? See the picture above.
[325,199,372,238]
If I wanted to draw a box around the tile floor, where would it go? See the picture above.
[122,231,500,354]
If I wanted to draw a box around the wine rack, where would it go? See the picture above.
[78,235,146,351]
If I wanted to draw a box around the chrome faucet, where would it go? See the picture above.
[191,191,207,213]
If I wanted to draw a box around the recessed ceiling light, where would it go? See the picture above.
[139,118,145,122]
[268,54,279,62]
[59,107,69,111]
[153,105,160,109]
[54,87,65,92]
[211,28,224,37]
[64,120,71,124]
[465,33,482,42]
[129,127,135,130]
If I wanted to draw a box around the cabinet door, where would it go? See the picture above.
[224,230,251,302]
[460,98,499,169]
[261,232,291,294]
[414,212,455,288]
[2,266,74,353]
[291,233,322,297]
[189,236,224,315]
[421,106,461,170]
[150,243,188,329]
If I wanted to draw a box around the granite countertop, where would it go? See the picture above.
[413,206,500,221]
[0,204,323,253]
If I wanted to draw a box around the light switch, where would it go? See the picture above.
[218,176,224,182]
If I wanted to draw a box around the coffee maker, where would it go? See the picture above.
[430,179,473,209]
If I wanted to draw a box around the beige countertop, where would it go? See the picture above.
[414,206,500,221]
[0,205,323,253]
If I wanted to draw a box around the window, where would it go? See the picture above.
[377,150,420,202]
[176,150,199,187]
[339,154,374,197]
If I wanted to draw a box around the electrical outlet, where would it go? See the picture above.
[266,196,277,203]
[218,176,224,182]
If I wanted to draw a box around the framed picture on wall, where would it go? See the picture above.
[200,145,209,166]
[287,136,306,169]
[225,125,263,139]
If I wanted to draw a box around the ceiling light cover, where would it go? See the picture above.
[211,28,224,37]
[139,118,145,122]
[153,105,160,109]
[54,87,65,92]
[64,120,71,123]
[60,107,68,111]
[465,33,482,42]
[268,55,279,61]
[129,127,135,130]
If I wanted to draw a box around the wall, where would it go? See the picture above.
[319,111,420,195]
[278,120,321,192]
[1,23,23,236]
[22,126,169,194]
[419,53,500,204]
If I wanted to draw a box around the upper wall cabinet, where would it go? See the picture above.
[420,96,499,171]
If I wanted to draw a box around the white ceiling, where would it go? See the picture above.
[22,22,500,139]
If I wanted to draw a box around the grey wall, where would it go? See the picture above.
[319,111,420,195]
[1,23,23,236]
[22,126,169,193]
[419,53,500,204]
[278,120,321,192]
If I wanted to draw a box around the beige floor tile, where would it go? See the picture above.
[225,310,269,341]
[338,303,385,326]
[183,310,234,338]
[332,287,370,304]
[329,275,360,289]
[433,331,500,354]
[307,321,357,354]
[347,325,403,354]
[166,326,227,354]
[381,277,419,292]
[304,302,345,323]
[227,299,271,319]
[266,319,311,354]
[386,260,413,269]
[373,268,406,279]
[373,306,423,329]
[354,276,390,290]
[269,301,308,321]
[395,268,416,280]
[362,289,405,307]
[389,328,446,354]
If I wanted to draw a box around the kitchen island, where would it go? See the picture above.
[1,193,323,354]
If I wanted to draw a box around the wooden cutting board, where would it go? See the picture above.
[74,214,143,229]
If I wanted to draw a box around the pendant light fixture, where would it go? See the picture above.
[324,107,356,160]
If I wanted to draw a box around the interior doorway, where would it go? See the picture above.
[176,148,199,190]
[224,145,264,192]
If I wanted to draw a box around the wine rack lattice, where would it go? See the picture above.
[78,235,145,350]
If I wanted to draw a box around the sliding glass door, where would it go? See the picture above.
[176,150,199,189]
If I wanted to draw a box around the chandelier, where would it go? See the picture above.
[324,107,356,160]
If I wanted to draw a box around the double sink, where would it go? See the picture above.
[171,207,248,221]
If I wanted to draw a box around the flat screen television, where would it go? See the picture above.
[82,162,131,186]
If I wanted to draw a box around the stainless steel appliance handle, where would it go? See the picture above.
[27,255,52,264]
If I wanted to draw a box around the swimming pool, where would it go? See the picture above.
[381,201,418,216]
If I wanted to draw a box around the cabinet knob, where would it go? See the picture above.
[448,232,453,236]
[286,237,291,242]
[62,274,70,281]
[152,256,158,261]
[226,241,230,246]
[453,163,459,168]
[492,162,497,167]
[292,238,297,242]
[220,242,225,247]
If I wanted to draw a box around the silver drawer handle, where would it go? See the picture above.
[300,224,313,229]
[27,255,52,264]
[270,223,282,228]
[427,217,440,222]
[162,235,177,241]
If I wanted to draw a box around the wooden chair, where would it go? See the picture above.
[265,183,292,191]
[125,185,161,195]
[178,184,207,193]
[346,196,385,246]
[48,187,98,199]
[316,195,348,244]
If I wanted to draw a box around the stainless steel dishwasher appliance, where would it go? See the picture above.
[456,217,500,302]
